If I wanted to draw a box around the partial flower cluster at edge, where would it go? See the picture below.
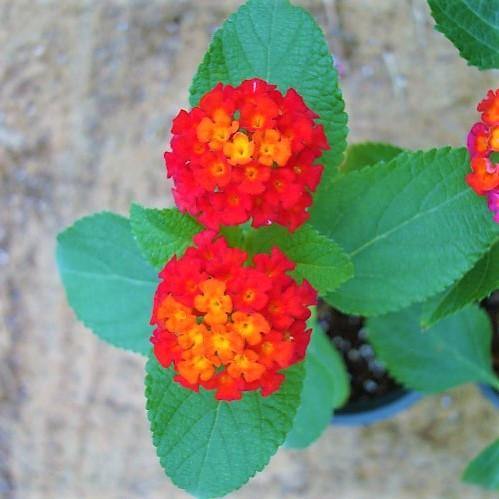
[466,89,499,223]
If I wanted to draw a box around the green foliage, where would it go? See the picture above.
[286,313,349,449]
[367,305,499,393]
[247,223,354,295]
[428,0,499,70]
[462,439,499,490]
[145,354,305,498]
[189,0,348,178]
[422,239,499,327]
[310,147,499,316]
[56,212,157,354]
[130,203,201,270]
[219,225,247,249]
[340,142,404,173]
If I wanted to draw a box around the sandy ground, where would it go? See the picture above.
[1,0,498,497]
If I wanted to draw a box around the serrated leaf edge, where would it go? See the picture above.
[144,355,306,497]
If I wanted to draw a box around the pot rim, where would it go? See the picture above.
[478,383,499,409]
[331,390,422,426]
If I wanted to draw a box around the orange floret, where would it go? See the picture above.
[223,132,255,165]
[227,350,266,382]
[254,129,292,167]
[194,278,233,325]
[231,311,270,346]
[478,89,499,126]
[196,108,239,151]
[155,295,196,333]
[205,324,244,362]
[177,323,207,351]
[177,352,217,385]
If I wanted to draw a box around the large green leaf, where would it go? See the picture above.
[145,354,305,497]
[285,312,349,449]
[310,147,499,316]
[247,223,354,295]
[56,212,157,354]
[189,0,348,178]
[340,142,404,173]
[462,438,499,490]
[428,0,499,70]
[130,203,201,270]
[422,239,499,327]
[367,305,499,393]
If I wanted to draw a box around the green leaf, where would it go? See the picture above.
[310,147,499,316]
[367,304,499,393]
[462,438,499,490]
[56,212,157,354]
[340,142,404,173]
[428,0,499,70]
[130,203,201,270]
[286,311,349,449]
[145,354,305,497]
[220,225,247,249]
[422,239,499,327]
[189,0,348,177]
[247,223,354,294]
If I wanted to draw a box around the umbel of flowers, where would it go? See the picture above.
[164,79,329,231]
[152,78,328,399]
[466,88,499,222]
[151,231,316,400]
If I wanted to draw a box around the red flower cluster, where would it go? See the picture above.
[150,232,316,400]
[466,89,499,222]
[165,79,328,231]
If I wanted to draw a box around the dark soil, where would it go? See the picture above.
[317,299,403,410]
[319,290,499,411]
[482,291,499,378]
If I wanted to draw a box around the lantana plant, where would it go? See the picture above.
[57,0,499,496]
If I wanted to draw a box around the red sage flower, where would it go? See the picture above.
[150,231,317,400]
[165,79,329,231]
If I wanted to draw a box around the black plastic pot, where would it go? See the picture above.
[479,384,499,409]
[481,293,499,409]
[331,389,422,426]
[317,301,422,427]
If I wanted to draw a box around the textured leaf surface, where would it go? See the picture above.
[130,203,201,270]
[190,0,348,178]
[247,223,354,295]
[463,438,499,490]
[310,147,499,316]
[56,212,157,354]
[428,0,499,70]
[422,239,499,327]
[340,142,404,173]
[367,305,499,393]
[145,355,305,497]
[286,313,349,449]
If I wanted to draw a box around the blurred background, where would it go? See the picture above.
[1,0,498,497]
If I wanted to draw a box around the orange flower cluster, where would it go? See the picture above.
[150,232,316,400]
[466,89,499,222]
[164,79,329,231]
